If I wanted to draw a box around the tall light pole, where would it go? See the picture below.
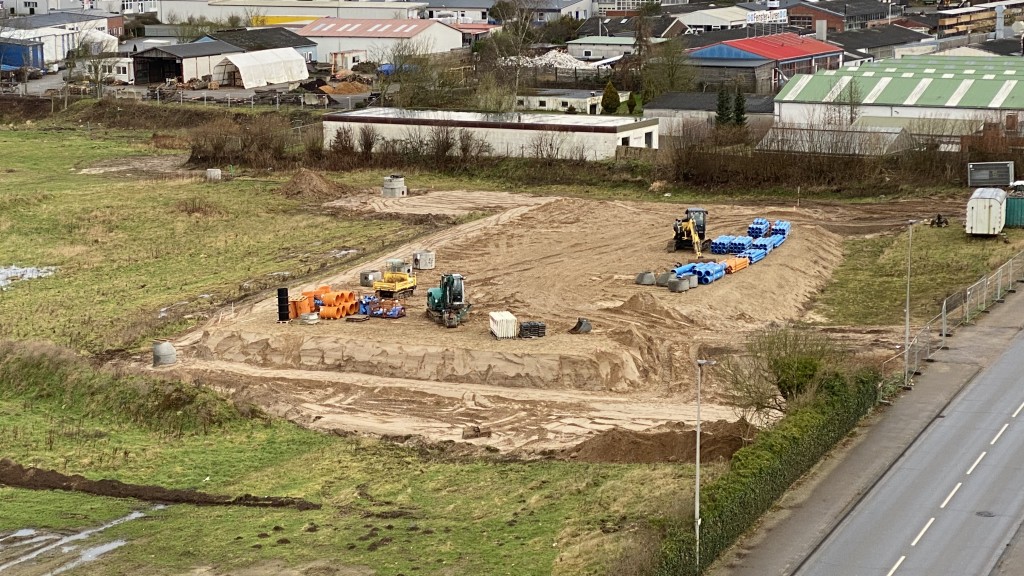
[904,220,916,389]
[695,358,716,570]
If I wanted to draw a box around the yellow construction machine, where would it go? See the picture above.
[373,259,417,299]
[672,207,711,259]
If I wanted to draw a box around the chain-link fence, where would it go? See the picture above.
[882,250,1024,383]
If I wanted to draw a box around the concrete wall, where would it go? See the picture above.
[776,101,1006,125]
[567,42,633,61]
[305,26,462,60]
[517,91,629,114]
[324,119,659,160]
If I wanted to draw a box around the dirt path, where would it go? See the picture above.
[179,360,740,453]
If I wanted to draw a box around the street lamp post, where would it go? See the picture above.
[695,359,716,570]
[904,220,916,389]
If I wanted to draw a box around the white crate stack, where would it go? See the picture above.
[489,311,518,339]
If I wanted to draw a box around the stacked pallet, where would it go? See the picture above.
[520,321,547,338]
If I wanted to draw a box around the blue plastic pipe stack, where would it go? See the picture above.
[771,221,792,238]
[711,235,735,254]
[694,262,727,284]
[729,236,753,254]
[751,237,774,253]
[737,248,768,264]
[673,263,697,277]
[748,218,771,238]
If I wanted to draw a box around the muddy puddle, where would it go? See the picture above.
[0,508,154,574]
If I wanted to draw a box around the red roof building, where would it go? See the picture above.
[689,33,843,90]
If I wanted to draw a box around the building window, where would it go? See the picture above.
[517,99,524,105]
[101,64,112,74]
[644,131,653,148]
[116,65,128,75]
[561,101,569,107]
[539,100,547,107]
[23,1,36,6]
[621,136,629,146]
[624,50,632,54]
[352,55,360,63]
[584,50,592,57]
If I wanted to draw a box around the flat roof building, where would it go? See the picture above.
[323,108,659,160]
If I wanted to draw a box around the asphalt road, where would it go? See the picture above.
[795,331,1024,575]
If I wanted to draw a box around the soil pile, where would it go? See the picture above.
[0,458,320,510]
[565,420,752,464]
[276,169,356,202]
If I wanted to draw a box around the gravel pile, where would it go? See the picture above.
[502,50,596,69]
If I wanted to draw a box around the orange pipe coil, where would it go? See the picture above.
[319,306,341,320]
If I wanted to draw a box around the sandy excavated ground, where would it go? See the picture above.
[168,189,962,453]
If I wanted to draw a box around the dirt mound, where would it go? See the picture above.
[0,458,319,510]
[609,292,695,325]
[277,169,355,202]
[565,420,751,464]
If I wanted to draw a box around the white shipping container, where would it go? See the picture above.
[489,311,518,339]
[966,188,1008,236]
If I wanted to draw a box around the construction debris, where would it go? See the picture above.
[502,50,597,69]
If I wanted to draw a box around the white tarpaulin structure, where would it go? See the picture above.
[213,48,308,89]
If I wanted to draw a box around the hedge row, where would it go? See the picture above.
[658,371,879,575]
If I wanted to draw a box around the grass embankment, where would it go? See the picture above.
[0,347,712,575]
[0,129,433,353]
[819,226,1024,325]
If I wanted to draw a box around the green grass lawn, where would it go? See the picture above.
[818,226,1024,325]
[0,354,708,576]
[0,130,432,353]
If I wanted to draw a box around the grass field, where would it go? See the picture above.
[0,349,710,576]
[818,226,1024,325]
[0,130,434,353]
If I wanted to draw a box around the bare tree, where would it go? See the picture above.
[478,0,540,112]
[242,6,268,27]
[641,37,693,102]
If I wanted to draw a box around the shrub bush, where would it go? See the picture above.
[658,370,879,575]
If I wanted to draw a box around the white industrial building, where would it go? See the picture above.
[0,27,76,65]
[323,108,659,160]
[155,0,427,27]
[774,56,1024,125]
[677,6,751,32]
[566,35,666,61]
[297,17,463,59]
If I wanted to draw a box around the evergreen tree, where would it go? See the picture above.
[601,80,620,114]
[715,86,733,126]
[626,92,637,114]
[733,88,747,126]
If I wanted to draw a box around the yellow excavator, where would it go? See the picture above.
[672,207,711,259]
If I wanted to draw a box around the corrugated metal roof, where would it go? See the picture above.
[971,188,1008,201]
[777,55,1024,109]
[297,18,454,39]
[722,33,842,61]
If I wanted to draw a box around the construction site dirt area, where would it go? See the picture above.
[170,190,901,454]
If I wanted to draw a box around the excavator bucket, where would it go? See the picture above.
[569,318,593,334]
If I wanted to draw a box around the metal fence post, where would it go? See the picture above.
[966,288,972,324]
[941,299,949,348]
[997,267,1005,302]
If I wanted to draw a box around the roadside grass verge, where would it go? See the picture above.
[0,347,716,576]
[0,130,432,353]
[818,226,1024,325]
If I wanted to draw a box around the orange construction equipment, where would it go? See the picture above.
[723,257,750,274]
